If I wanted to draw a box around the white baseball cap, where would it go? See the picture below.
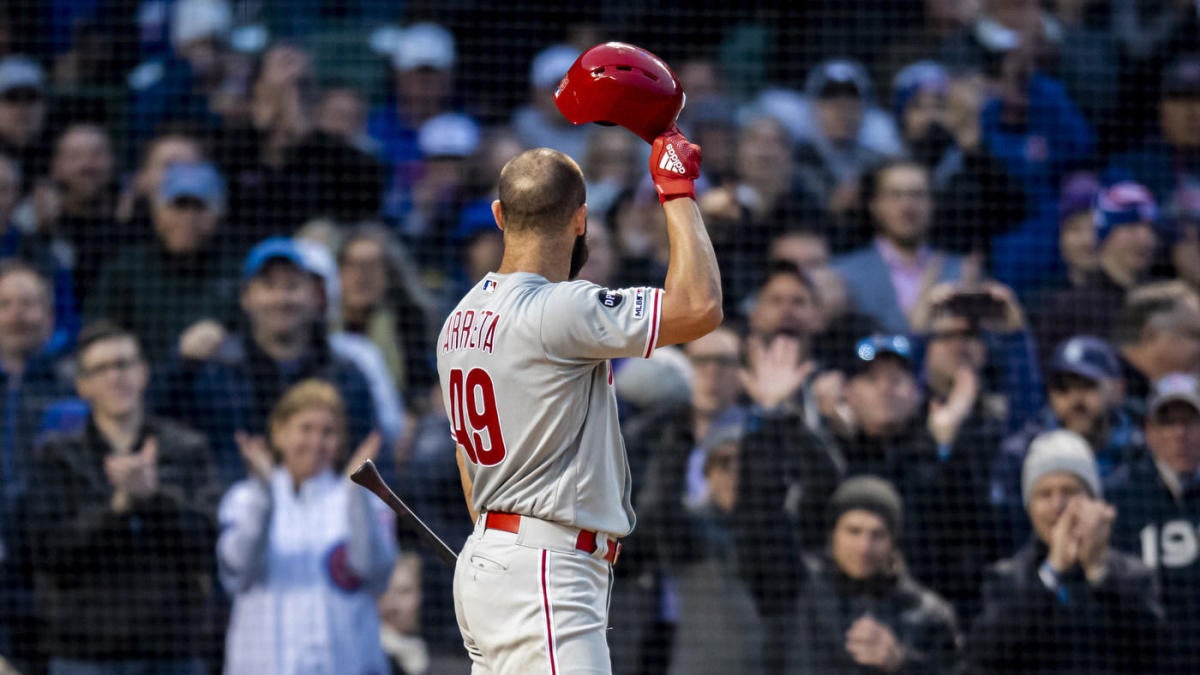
[417,113,480,158]
[393,23,456,72]
[171,0,233,48]
[0,56,44,95]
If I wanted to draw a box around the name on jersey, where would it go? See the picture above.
[442,309,501,355]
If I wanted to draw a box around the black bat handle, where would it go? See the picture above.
[350,460,459,567]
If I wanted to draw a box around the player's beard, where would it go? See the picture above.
[568,232,590,280]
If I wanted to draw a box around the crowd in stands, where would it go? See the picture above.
[2,1,1200,674]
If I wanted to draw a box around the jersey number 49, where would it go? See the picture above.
[448,367,508,466]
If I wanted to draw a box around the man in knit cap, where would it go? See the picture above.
[969,429,1164,674]
[781,476,962,675]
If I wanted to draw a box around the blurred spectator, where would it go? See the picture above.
[1112,281,1200,418]
[1109,55,1200,206]
[511,44,588,160]
[639,425,763,675]
[875,0,982,86]
[794,59,891,237]
[756,476,963,674]
[336,224,438,405]
[968,429,1164,674]
[575,218,619,288]
[1033,181,1160,357]
[218,380,396,675]
[1107,372,1200,674]
[369,23,467,224]
[0,262,72,487]
[27,321,219,675]
[745,262,824,356]
[276,85,385,227]
[403,112,480,266]
[214,42,320,246]
[607,180,670,290]
[833,160,965,334]
[127,0,247,147]
[153,237,378,487]
[1052,173,1101,290]
[1167,185,1200,289]
[33,124,124,307]
[114,129,207,228]
[0,55,48,192]
[294,238,405,449]
[315,85,375,153]
[1110,0,1197,61]
[378,554,429,675]
[969,28,1096,292]
[0,262,71,670]
[50,18,132,89]
[892,61,1026,255]
[994,335,1144,551]
[87,162,239,361]
[582,126,641,221]
[0,153,75,343]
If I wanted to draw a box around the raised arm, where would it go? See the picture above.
[649,126,723,347]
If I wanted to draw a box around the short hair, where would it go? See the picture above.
[75,320,142,367]
[0,259,52,308]
[757,259,818,301]
[1113,281,1200,345]
[863,157,928,204]
[497,148,586,233]
[268,378,348,451]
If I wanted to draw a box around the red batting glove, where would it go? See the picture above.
[649,125,701,203]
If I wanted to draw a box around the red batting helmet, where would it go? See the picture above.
[554,42,685,144]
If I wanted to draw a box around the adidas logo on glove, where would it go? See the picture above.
[658,144,687,175]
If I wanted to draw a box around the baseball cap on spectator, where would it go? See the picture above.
[1048,335,1120,384]
[1058,173,1100,223]
[1148,373,1200,419]
[170,0,232,48]
[805,59,874,101]
[1022,429,1101,507]
[1163,56,1200,99]
[417,113,480,158]
[827,476,903,539]
[159,162,226,211]
[0,56,44,98]
[831,334,914,378]
[891,60,949,119]
[530,44,581,91]
[1094,181,1158,243]
[393,23,455,72]
[242,237,306,281]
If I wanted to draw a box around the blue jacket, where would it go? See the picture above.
[992,407,1144,555]
[982,74,1094,292]
[152,333,382,488]
[1106,456,1200,674]
[832,243,963,334]
[1108,137,1200,207]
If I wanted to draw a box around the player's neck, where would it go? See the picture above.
[497,236,571,282]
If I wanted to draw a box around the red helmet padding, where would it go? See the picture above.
[554,42,685,144]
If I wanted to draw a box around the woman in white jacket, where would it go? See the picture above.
[218,379,397,675]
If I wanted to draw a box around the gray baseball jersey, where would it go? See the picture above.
[437,271,664,537]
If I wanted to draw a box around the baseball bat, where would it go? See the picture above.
[349,459,459,567]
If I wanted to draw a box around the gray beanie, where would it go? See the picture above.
[827,476,903,539]
[1021,429,1101,506]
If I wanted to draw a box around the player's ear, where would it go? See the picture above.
[573,203,587,236]
[491,200,505,231]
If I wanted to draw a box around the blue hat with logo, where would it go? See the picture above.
[242,237,307,281]
[835,334,914,378]
[1094,181,1158,243]
[1048,335,1120,383]
[159,162,225,211]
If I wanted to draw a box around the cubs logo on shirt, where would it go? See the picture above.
[325,542,363,592]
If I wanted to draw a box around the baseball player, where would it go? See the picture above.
[437,127,719,673]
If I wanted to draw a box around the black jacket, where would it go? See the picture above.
[967,542,1165,674]
[785,554,963,675]
[26,416,219,659]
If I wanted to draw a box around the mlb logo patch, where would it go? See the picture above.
[482,279,498,294]
[632,288,647,319]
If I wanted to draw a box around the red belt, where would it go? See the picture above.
[484,512,622,565]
